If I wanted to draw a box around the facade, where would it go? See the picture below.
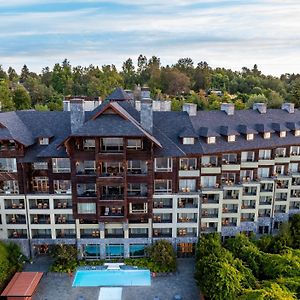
[1,88,300,259]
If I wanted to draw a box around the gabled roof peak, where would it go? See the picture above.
[106,87,132,101]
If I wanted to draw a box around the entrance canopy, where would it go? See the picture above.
[1,272,43,300]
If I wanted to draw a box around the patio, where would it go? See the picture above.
[32,258,199,300]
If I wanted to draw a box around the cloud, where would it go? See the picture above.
[0,0,299,75]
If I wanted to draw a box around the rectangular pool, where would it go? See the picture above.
[72,269,151,287]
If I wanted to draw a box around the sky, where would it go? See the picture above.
[0,0,299,76]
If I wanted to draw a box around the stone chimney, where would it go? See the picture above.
[141,87,151,99]
[282,103,295,113]
[140,99,153,133]
[253,103,267,114]
[70,99,85,133]
[221,103,234,115]
[182,103,197,116]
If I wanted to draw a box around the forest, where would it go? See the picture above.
[1,55,300,112]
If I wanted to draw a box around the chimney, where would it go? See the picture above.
[141,87,151,99]
[63,100,70,111]
[140,98,153,133]
[282,102,295,113]
[221,103,234,115]
[253,103,267,114]
[182,103,197,116]
[70,99,85,133]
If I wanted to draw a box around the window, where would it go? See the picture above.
[257,167,270,178]
[183,137,194,145]
[241,151,255,162]
[83,139,95,150]
[295,130,300,136]
[291,146,300,156]
[76,160,96,175]
[222,153,237,164]
[154,157,172,172]
[179,179,196,192]
[179,158,197,170]
[76,183,96,197]
[129,203,147,213]
[127,183,148,197]
[0,180,19,194]
[201,156,218,167]
[259,149,271,160]
[154,179,172,193]
[77,203,96,214]
[227,135,235,142]
[280,131,286,138]
[127,139,142,149]
[207,136,216,144]
[39,138,49,145]
[246,133,254,141]
[264,132,271,139]
[221,173,236,184]
[240,170,254,181]
[52,158,70,173]
[274,165,285,175]
[129,244,146,257]
[275,148,286,157]
[289,163,299,173]
[200,176,217,188]
[127,160,147,174]
[54,180,71,194]
[101,138,122,152]
[32,177,49,193]
[0,158,17,172]
[33,162,48,170]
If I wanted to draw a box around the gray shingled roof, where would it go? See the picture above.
[106,87,132,101]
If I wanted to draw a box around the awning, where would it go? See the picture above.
[1,272,43,299]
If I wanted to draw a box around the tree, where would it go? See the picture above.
[0,242,10,290]
[266,90,283,108]
[148,240,176,272]
[0,80,14,111]
[122,58,136,89]
[290,78,300,107]
[20,65,30,83]
[12,85,31,110]
[246,94,267,108]
[290,214,300,248]
[161,68,190,95]
[193,61,211,91]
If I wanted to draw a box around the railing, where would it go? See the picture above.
[100,194,124,200]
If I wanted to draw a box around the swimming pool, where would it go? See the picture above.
[72,268,151,287]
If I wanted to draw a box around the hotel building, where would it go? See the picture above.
[0,88,300,259]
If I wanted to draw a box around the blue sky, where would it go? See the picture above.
[0,0,299,75]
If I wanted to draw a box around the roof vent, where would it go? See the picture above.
[253,103,267,114]
[182,103,197,116]
[221,103,234,115]
[282,103,295,114]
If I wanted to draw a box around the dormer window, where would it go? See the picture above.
[207,137,216,144]
[280,131,286,138]
[39,138,49,145]
[264,132,271,139]
[246,133,254,141]
[227,135,235,142]
[183,137,194,145]
[295,130,300,137]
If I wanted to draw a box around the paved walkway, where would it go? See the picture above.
[24,255,54,272]
[33,258,199,300]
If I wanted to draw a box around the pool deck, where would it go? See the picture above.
[32,258,199,300]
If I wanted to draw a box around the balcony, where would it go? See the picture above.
[80,230,100,238]
[241,202,256,209]
[31,230,52,239]
[222,206,238,213]
[153,229,172,238]
[8,230,27,239]
[4,200,24,209]
[55,216,75,224]
[6,215,26,224]
[29,200,49,210]
[178,198,198,208]
[31,215,51,224]
[177,229,197,237]
[56,231,76,239]
[260,183,273,192]
[153,215,172,223]
[223,191,239,200]
[222,219,237,227]
[105,230,124,238]
[202,195,219,204]
[129,229,148,238]
[77,184,97,198]
[154,199,172,209]
[259,198,272,205]
[54,200,72,209]
[200,226,218,233]
[100,207,124,217]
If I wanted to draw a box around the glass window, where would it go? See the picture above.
[83,139,95,150]
[154,180,172,193]
[200,176,216,188]
[127,139,142,149]
[259,149,271,159]
[183,138,194,145]
[106,244,124,258]
[227,135,235,142]
[295,130,300,136]
[240,170,254,181]
[0,180,19,194]
[264,132,271,139]
[241,151,255,162]
[291,146,300,155]
[179,179,196,192]
[275,148,286,157]
[0,158,17,172]
[39,138,49,145]
[246,133,254,140]
[222,153,237,164]
[289,163,299,173]
[201,156,218,167]
[129,244,146,257]
[207,137,216,144]
[154,157,172,172]
[257,167,270,178]
[77,203,96,214]
[280,131,286,138]
[52,158,70,173]
[221,173,236,184]
[101,138,123,152]
[54,180,71,194]
[179,158,197,170]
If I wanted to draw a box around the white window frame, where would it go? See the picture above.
[127,139,143,149]
[207,136,216,144]
[290,146,300,156]
[39,137,49,145]
[295,130,300,137]
[77,203,96,214]
[227,135,236,142]
[154,157,172,172]
[264,132,271,139]
[183,137,195,145]
[280,131,286,138]
[246,133,254,141]
[259,149,271,160]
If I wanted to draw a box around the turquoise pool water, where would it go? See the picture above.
[72,268,151,287]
